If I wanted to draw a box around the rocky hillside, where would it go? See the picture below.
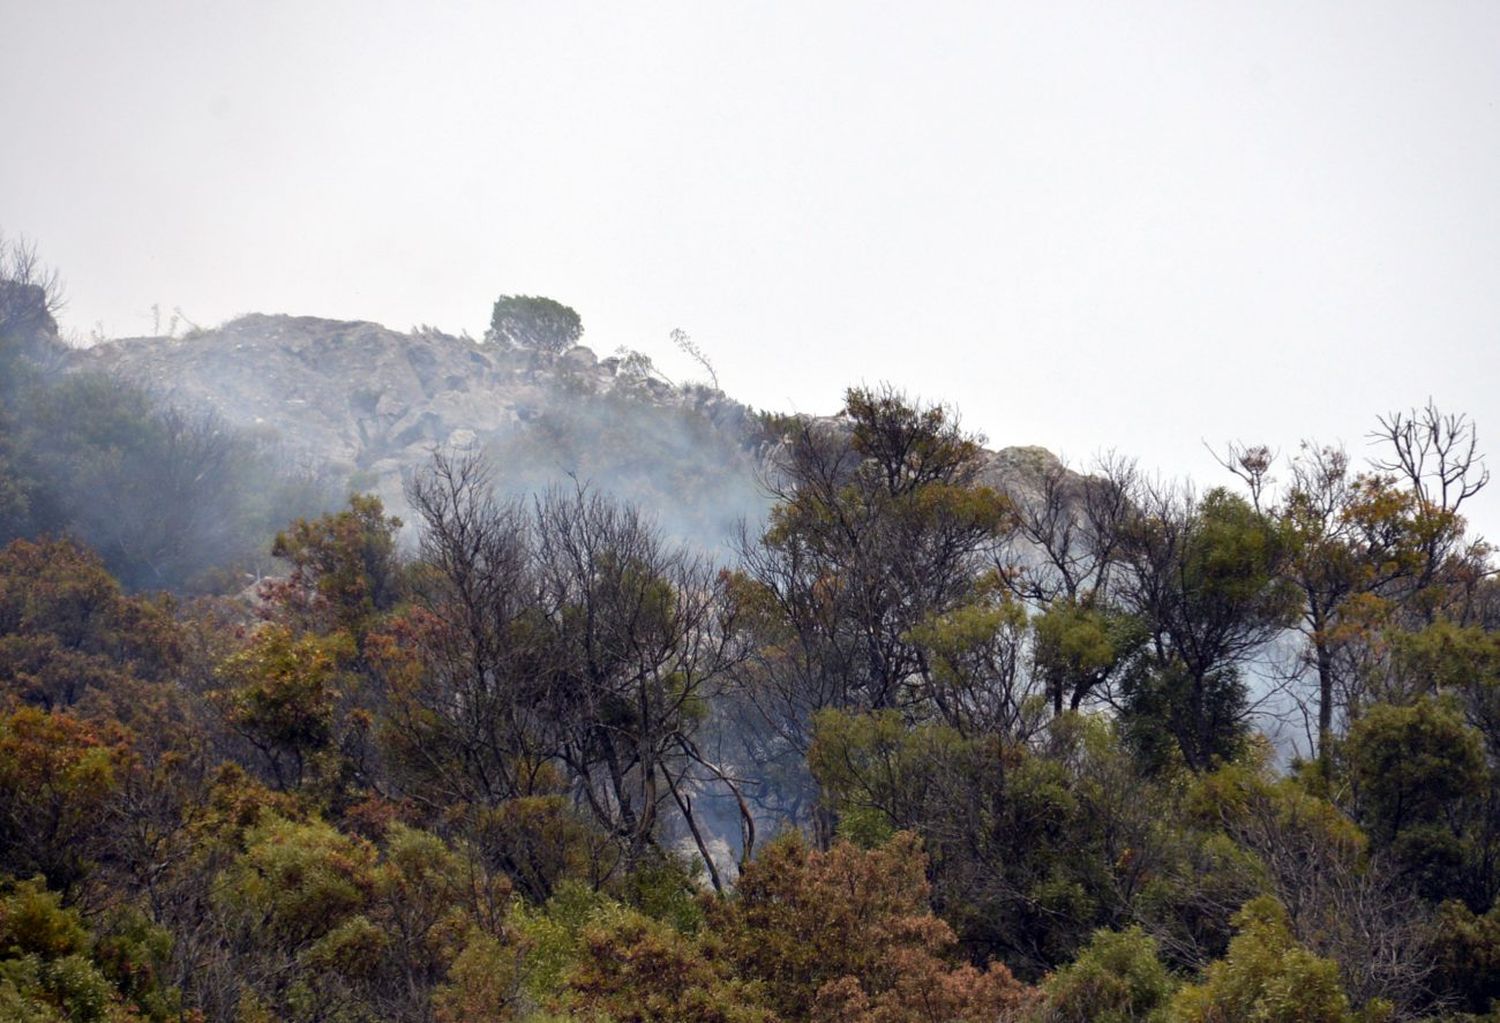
[75,314,1073,548]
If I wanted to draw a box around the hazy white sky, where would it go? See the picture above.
[3,1,1498,533]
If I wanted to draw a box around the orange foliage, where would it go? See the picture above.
[0,536,181,710]
[714,831,1037,1023]
[0,705,133,889]
[568,909,774,1023]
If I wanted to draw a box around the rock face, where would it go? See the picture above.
[75,315,768,546]
[81,316,621,470]
[74,313,1076,548]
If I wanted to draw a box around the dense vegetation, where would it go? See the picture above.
[2,251,1499,1020]
[0,242,336,592]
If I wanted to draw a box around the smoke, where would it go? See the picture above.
[2,332,342,592]
[479,376,772,557]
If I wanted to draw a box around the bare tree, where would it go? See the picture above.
[399,452,755,887]
[0,233,67,383]
[1368,401,1491,618]
[532,483,752,885]
[1210,441,1276,513]
[1210,775,1440,1018]
[0,232,65,336]
[1371,400,1489,521]
[398,451,548,809]
[671,327,719,390]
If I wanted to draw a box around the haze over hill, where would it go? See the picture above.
[74,311,1074,552]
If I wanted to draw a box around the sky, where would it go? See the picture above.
[3,1,1498,534]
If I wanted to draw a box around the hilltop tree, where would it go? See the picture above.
[486,295,583,353]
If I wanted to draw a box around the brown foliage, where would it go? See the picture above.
[0,536,181,710]
[0,705,133,891]
[714,831,1037,1023]
[568,909,774,1023]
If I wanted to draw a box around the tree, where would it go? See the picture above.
[1116,487,1297,771]
[731,387,1014,840]
[1031,596,1144,719]
[1429,899,1500,1015]
[530,481,749,882]
[1344,697,1487,904]
[711,831,1037,1022]
[13,376,323,592]
[1220,407,1490,773]
[1270,445,1418,773]
[1191,755,1436,1013]
[0,232,64,381]
[566,907,774,1023]
[214,815,521,1023]
[1368,400,1489,608]
[390,452,545,810]
[1346,698,1484,843]
[486,295,583,353]
[0,877,179,1023]
[1037,926,1175,1023]
[267,494,404,638]
[396,452,753,885]
[747,387,1010,713]
[214,624,352,792]
[993,452,1149,717]
[0,707,132,893]
[1167,896,1369,1023]
[1000,452,1137,609]
[0,537,182,711]
[809,709,1206,976]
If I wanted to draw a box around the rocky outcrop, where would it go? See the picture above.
[74,315,765,544]
[74,313,1075,547]
[80,315,632,468]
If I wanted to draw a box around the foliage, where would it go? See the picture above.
[1345,697,1486,902]
[1,374,336,593]
[0,877,178,1022]
[1429,899,1500,1015]
[566,906,773,1023]
[214,815,522,1022]
[1036,926,1175,1023]
[1117,488,1299,771]
[215,624,353,793]
[1167,896,1373,1023]
[1347,698,1484,839]
[0,708,131,892]
[712,831,1038,1022]
[0,536,181,710]
[0,355,1496,1022]
[267,494,404,638]
[486,295,583,353]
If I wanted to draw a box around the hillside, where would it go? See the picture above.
[4,302,1495,1022]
